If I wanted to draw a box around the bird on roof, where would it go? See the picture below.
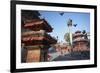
[82,30,86,34]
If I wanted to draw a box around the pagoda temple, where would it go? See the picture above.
[21,10,57,63]
[73,30,90,52]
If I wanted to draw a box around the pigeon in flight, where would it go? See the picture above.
[60,12,64,16]
[73,24,77,27]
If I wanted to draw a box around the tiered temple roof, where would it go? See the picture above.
[22,19,57,46]
[73,30,89,43]
[24,19,53,32]
[21,10,57,62]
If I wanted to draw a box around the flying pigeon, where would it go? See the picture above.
[60,12,64,16]
[73,24,77,27]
